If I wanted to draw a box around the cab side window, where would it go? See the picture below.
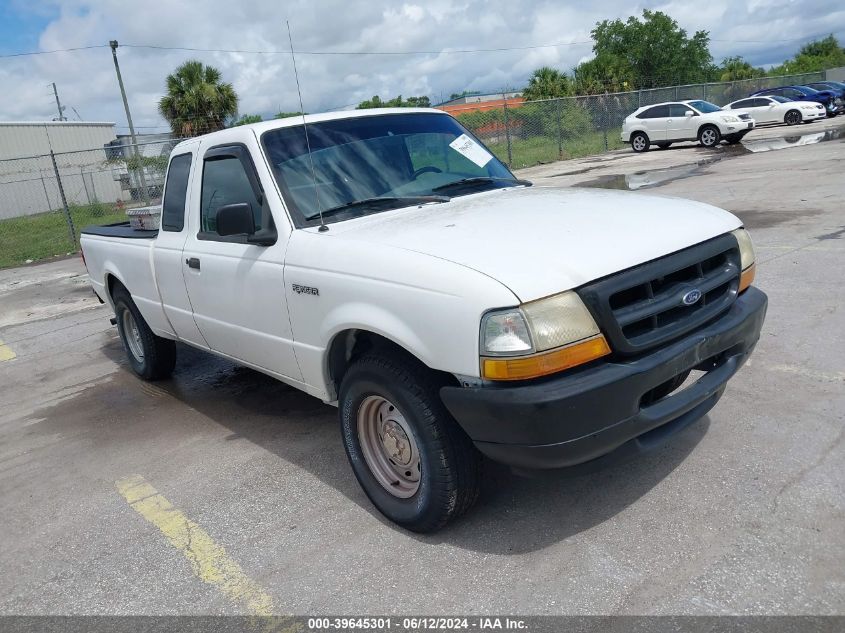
[200,155,263,235]
[161,153,192,232]
[731,99,754,109]
[637,105,670,119]
[668,104,690,117]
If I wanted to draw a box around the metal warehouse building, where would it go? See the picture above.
[0,121,123,219]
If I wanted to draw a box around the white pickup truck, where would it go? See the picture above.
[81,108,767,532]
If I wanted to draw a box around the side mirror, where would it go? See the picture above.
[216,202,255,236]
[684,110,695,117]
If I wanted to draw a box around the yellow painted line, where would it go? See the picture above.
[116,474,275,616]
[0,339,16,362]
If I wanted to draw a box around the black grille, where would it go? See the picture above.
[578,234,741,355]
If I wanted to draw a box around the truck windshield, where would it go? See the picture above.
[261,112,520,227]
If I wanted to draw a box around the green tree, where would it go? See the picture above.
[714,56,765,82]
[231,113,263,126]
[578,10,712,90]
[449,90,481,100]
[158,60,238,137]
[522,66,573,100]
[275,111,304,119]
[356,95,431,109]
[769,35,845,74]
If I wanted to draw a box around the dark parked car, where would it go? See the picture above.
[805,81,845,100]
[750,86,839,117]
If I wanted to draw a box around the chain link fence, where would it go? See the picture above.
[0,70,833,269]
[0,138,179,268]
[450,71,827,169]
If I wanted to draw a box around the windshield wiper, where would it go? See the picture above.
[431,176,532,194]
[306,195,450,220]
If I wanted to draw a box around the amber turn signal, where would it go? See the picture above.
[739,263,755,293]
[481,334,611,381]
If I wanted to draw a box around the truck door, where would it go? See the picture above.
[181,140,303,382]
[152,148,208,348]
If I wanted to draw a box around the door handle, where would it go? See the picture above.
[186,257,201,270]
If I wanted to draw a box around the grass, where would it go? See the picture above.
[0,202,128,269]
[486,129,626,169]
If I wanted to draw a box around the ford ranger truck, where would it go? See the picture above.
[80,108,767,532]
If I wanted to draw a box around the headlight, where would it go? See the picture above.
[731,228,756,292]
[720,115,739,123]
[522,291,601,351]
[480,291,611,380]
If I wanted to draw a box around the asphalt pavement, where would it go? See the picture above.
[1,118,843,616]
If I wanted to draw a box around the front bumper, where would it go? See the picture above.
[441,287,767,470]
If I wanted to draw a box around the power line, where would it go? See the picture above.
[119,41,594,55]
[0,45,107,59]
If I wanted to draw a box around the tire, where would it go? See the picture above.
[655,142,671,149]
[339,352,481,532]
[698,125,721,148]
[112,286,176,380]
[630,132,650,153]
[784,110,802,126]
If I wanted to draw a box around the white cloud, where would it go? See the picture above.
[0,0,843,131]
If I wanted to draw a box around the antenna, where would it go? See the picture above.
[286,20,327,232]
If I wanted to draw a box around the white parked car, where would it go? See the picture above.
[622,100,755,152]
[723,95,826,126]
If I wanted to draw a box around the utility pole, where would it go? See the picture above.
[109,40,149,205]
[51,83,66,121]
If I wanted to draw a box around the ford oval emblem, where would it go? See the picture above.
[682,289,702,305]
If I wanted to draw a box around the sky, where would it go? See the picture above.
[0,0,844,133]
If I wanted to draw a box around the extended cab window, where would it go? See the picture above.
[200,155,263,234]
[161,153,192,232]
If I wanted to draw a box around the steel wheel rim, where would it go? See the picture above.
[702,129,717,145]
[357,395,421,498]
[633,135,646,150]
[122,309,145,363]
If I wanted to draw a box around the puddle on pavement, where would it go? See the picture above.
[578,126,844,191]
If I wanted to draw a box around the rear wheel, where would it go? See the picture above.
[784,110,802,126]
[631,132,650,153]
[698,125,721,148]
[112,286,176,380]
[339,352,481,532]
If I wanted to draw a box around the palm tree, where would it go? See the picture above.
[158,60,238,137]
[522,67,573,101]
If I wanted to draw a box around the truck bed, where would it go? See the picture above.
[80,222,158,240]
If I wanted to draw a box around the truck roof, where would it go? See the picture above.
[171,107,449,153]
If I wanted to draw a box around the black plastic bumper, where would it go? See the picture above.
[441,287,767,469]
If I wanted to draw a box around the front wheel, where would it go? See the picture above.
[630,132,650,153]
[698,125,721,148]
[784,110,802,126]
[339,352,481,532]
[112,286,176,380]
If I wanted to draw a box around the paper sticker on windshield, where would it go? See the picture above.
[449,134,493,168]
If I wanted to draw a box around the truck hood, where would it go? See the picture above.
[325,186,742,302]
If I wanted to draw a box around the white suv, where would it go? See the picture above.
[622,100,755,152]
